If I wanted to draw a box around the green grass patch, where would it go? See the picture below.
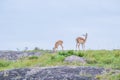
[96,70,120,80]
[58,50,84,57]
[28,56,38,60]
[0,60,12,67]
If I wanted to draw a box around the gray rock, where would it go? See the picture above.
[0,66,105,80]
[64,55,86,64]
[0,51,41,61]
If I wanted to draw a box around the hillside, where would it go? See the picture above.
[0,50,120,80]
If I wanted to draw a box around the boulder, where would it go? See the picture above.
[64,55,86,64]
[0,66,105,80]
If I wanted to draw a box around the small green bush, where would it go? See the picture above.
[58,51,69,57]
[0,60,11,67]
[75,51,84,57]
[34,47,40,50]
[28,56,38,60]
[51,55,56,60]
[58,50,84,57]
[67,50,74,55]
[59,50,75,57]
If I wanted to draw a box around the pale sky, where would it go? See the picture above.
[0,0,120,50]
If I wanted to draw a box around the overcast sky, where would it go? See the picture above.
[0,0,120,50]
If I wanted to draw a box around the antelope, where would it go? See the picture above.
[53,40,64,52]
[76,33,88,50]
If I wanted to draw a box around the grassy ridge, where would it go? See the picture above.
[0,50,120,70]
[0,50,120,79]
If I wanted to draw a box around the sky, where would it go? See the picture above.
[0,0,120,50]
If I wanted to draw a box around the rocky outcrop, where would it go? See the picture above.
[0,66,105,80]
[0,51,41,61]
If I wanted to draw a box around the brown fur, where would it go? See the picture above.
[76,33,88,50]
[53,40,63,52]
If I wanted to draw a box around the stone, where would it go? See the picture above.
[64,55,86,64]
[0,51,41,61]
[0,66,105,80]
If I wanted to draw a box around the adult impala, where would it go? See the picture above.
[53,40,64,52]
[76,33,88,50]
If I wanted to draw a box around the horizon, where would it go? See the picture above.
[0,0,120,50]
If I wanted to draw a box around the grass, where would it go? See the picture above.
[96,70,120,80]
[84,50,120,69]
[0,50,120,70]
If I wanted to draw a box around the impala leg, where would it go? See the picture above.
[61,44,64,51]
[54,48,56,53]
[76,43,78,51]
[82,44,85,51]
[78,43,80,51]
[56,47,58,52]
[83,44,85,51]
[82,44,83,50]
[53,48,55,53]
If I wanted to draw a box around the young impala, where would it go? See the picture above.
[76,33,88,50]
[53,40,64,52]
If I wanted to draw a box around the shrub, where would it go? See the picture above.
[67,50,74,55]
[58,50,85,57]
[0,60,11,67]
[51,55,56,60]
[34,47,40,50]
[75,51,84,57]
[58,51,69,57]
[58,50,76,57]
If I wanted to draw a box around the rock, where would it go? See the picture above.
[64,55,86,64]
[0,66,105,80]
[0,51,41,61]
